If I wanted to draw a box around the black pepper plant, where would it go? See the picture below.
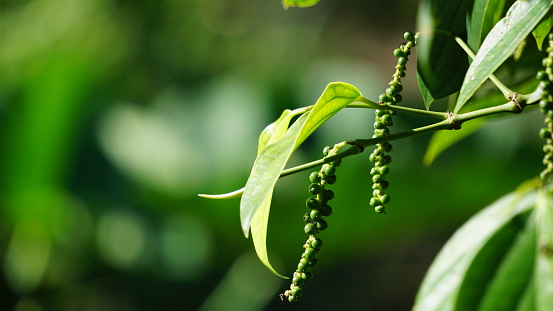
[200,0,553,308]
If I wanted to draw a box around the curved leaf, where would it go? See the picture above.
[453,0,553,114]
[413,187,537,311]
[533,12,553,51]
[282,0,321,9]
[240,82,361,276]
[258,108,306,154]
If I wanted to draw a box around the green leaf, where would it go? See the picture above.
[423,118,485,166]
[413,187,537,311]
[535,188,553,310]
[258,108,306,155]
[416,0,502,109]
[240,82,360,276]
[282,0,321,9]
[453,0,553,114]
[533,11,553,51]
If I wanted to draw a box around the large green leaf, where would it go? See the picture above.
[453,0,553,114]
[240,82,361,276]
[413,187,537,311]
[535,188,553,310]
[417,0,504,109]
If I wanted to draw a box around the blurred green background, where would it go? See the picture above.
[0,0,547,310]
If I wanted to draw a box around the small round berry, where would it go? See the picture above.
[375,205,386,214]
[379,165,390,175]
[297,258,311,272]
[370,197,382,207]
[292,276,305,286]
[309,171,321,183]
[323,164,336,176]
[309,258,319,268]
[323,189,335,201]
[304,223,317,235]
[332,159,342,167]
[393,48,406,58]
[372,174,383,183]
[325,174,337,185]
[404,31,414,41]
[316,219,328,231]
[291,288,303,298]
[398,57,407,67]
[376,109,387,117]
[321,204,333,216]
[288,295,299,303]
[308,183,322,194]
[379,94,392,103]
[304,248,317,261]
[303,213,311,223]
[537,70,548,81]
[306,197,319,209]
[540,128,552,139]
[540,99,553,112]
[310,209,323,221]
[323,146,331,156]
[369,153,378,163]
[311,237,323,250]
[380,194,391,204]
[374,121,386,129]
[381,142,393,152]
[381,155,392,164]
[379,180,390,189]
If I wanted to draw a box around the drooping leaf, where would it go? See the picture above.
[413,187,537,311]
[282,0,321,10]
[533,11,553,51]
[535,187,553,309]
[240,82,361,276]
[453,0,553,114]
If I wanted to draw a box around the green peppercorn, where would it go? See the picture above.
[375,205,386,214]
[308,183,322,194]
[321,204,333,216]
[306,197,319,209]
[304,248,317,261]
[316,219,328,231]
[311,237,323,250]
[380,194,391,204]
[309,171,321,183]
[325,174,337,185]
[379,94,392,103]
[323,165,336,176]
[323,189,335,200]
[302,271,313,282]
[304,223,317,235]
[309,258,319,268]
[310,209,323,221]
[379,165,390,175]
[372,174,383,183]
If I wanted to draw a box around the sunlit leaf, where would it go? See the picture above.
[258,108,305,154]
[239,82,361,276]
[282,0,321,10]
[413,187,537,311]
[453,0,553,114]
[535,187,553,309]
[533,12,553,51]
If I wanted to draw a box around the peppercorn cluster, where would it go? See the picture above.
[282,146,340,303]
[539,33,553,183]
[369,31,417,214]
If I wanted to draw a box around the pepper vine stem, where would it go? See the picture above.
[282,96,531,178]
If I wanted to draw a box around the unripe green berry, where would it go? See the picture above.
[370,197,382,207]
[304,223,317,235]
[393,48,406,58]
[309,171,321,183]
[379,180,390,189]
[398,57,407,67]
[375,205,386,214]
[374,121,386,129]
[323,164,336,176]
[323,189,335,201]
[306,197,319,209]
[308,183,322,194]
[379,94,392,103]
[310,209,323,221]
[298,258,311,272]
[304,248,317,261]
[311,237,323,250]
[540,128,552,139]
[288,294,298,303]
[291,288,303,298]
[381,142,393,152]
[380,194,391,204]
[321,204,333,216]
[303,213,311,223]
[379,165,390,175]
[325,174,337,185]
[376,110,387,117]
[372,174,383,183]
[332,159,342,167]
[292,276,305,286]
[537,70,548,81]
[382,114,393,126]
[404,31,414,41]
[316,219,328,231]
[302,271,313,282]
[540,99,553,112]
